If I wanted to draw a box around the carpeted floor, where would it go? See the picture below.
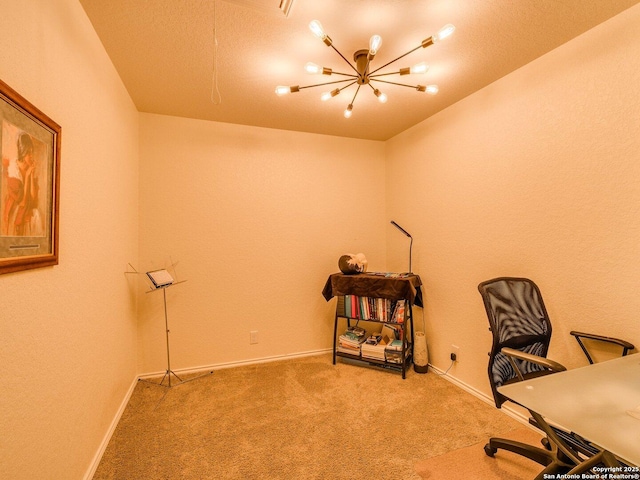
[414,427,543,479]
[93,354,542,479]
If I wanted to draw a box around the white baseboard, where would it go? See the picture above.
[84,375,139,480]
[427,363,533,429]
[137,348,333,379]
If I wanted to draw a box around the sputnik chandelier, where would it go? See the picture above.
[275,20,455,118]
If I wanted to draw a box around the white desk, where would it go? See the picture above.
[498,353,640,467]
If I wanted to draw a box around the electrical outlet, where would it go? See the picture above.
[250,331,258,344]
[451,344,460,362]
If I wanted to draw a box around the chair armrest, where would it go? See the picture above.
[570,331,635,364]
[501,347,567,381]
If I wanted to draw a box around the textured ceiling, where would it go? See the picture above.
[79,0,639,141]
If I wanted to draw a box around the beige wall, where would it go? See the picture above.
[0,1,139,479]
[386,3,640,397]
[138,114,386,373]
[2,0,640,477]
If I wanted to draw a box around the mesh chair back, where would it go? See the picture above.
[478,277,552,407]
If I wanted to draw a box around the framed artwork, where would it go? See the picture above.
[0,78,61,275]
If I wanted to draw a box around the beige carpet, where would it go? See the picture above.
[94,354,540,479]
[415,427,544,479]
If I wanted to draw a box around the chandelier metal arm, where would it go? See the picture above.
[350,84,362,104]
[337,80,359,93]
[327,71,359,78]
[369,71,406,78]
[330,44,361,76]
[370,78,423,89]
[298,78,357,90]
[369,44,424,75]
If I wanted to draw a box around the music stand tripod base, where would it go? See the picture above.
[139,369,213,388]
[140,283,214,388]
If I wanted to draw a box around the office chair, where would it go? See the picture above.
[478,277,635,476]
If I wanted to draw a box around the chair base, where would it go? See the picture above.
[484,437,575,478]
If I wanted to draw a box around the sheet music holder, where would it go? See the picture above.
[146,269,174,289]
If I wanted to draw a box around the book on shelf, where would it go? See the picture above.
[345,325,366,339]
[339,334,366,346]
[364,333,390,346]
[385,350,404,364]
[361,334,388,360]
[339,326,367,348]
[390,300,405,323]
[385,339,404,351]
[341,295,406,323]
[337,344,362,355]
[361,345,386,360]
[365,333,382,345]
[385,339,406,363]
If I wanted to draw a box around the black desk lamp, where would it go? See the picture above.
[390,220,413,273]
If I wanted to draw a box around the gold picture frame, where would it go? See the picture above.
[0,78,61,275]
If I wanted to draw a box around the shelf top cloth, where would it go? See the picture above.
[322,273,423,307]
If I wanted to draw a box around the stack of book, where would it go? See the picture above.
[361,333,389,361]
[385,339,405,364]
[337,326,367,355]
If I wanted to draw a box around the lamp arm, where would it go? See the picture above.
[390,220,412,237]
[391,220,413,273]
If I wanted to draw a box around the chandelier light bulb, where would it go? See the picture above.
[275,85,297,96]
[369,35,383,55]
[374,89,388,103]
[436,24,456,42]
[321,88,340,101]
[304,62,322,74]
[410,62,429,74]
[344,104,353,118]
[304,62,332,75]
[309,20,333,46]
[309,20,326,39]
[400,61,429,76]
[426,84,439,95]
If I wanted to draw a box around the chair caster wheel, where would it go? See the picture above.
[484,443,497,457]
